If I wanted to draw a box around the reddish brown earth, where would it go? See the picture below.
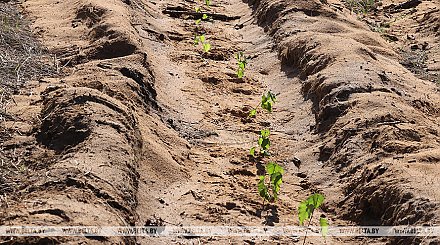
[0,0,439,244]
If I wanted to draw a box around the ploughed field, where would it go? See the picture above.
[0,0,439,244]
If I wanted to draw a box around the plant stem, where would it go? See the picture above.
[253,102,261,112]
[302,210,315,245]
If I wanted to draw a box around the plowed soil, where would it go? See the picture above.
[0,0,439,244]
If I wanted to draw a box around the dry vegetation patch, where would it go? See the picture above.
[0,1,53,203]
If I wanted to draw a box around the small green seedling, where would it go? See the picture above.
[249,91,277,118]
[205,0,211,7]
[235,52,247,78]
[194,35,200,45]
[203,42,211,53]
[298,193,329,244]
[250,129,271,157]
[195,8,209,24]
[194,34,211,53]
[195,7,202,24]
[258,162,284,203]
[261,90,276,112]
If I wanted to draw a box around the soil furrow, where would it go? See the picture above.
[0,0,439,244]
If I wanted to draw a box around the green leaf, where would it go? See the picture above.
[194,35,200,45]
[320,217,329,238]
[249,147,256,157]
[260,91,276,112]
[266,162,284,201]
[298,200,309,226]
[237,68,244,78]
[266,162,284,175]
[236,52,246,62]
[261,100,273,112]
[205,0,211,6]
[195,19,201,25]
[267,91,277,102]
[258,129,270,152]
[203,43,211,53]
[248,109,256,117]
[200,35,206,43]
[202,14,208,20]
[195,7,201,12]
[236,52,247,78]
[260,129,270,138]
[298,193,325,225]
[259,138,270,151]
[270,172,283,200]
[308,193,325,209]
[258,176,269,201]
[261,93,268,105]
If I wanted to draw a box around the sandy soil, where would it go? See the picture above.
[0,0,439,244]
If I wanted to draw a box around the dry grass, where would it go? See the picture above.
[398,48,437,82]
[0,2,53,110]
[344,0,379,14]
[0,2,54,200]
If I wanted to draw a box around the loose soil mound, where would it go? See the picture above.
[0,0,439,244]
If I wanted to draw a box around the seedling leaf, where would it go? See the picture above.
[249,147,256,157]
[260,129,270,138]
[257,137,263,147]
[235,52,247,78]
[308,193,325,209]
[259,129,270,151]
[267,91,277,102]
[271,172,282,200]
[237,68,244,78]
[258,176,269,200]
[194,35,200,45]
[320,217,329,238]
[260,91,276,112]
[298,193,325,225]
[265,162,284,201]
[203,42,211,53]
[266,162,284,175]
[261,97,272,111]
[249,109,257,117]
[261,100,273,112]
[200,35,206,43]
[298,201,308,225]
[259,138,270,151]
[257,163,284,202]
[253,129,271,156]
